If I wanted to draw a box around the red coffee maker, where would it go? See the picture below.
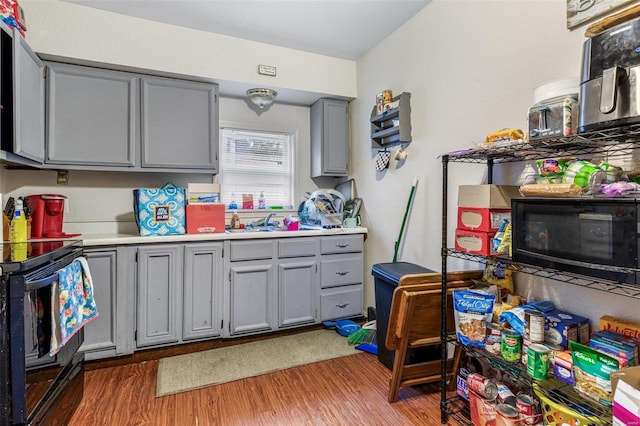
[26,194,80,238]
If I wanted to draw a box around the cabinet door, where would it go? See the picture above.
[278,259,317,328]
[45,62,138,166]
[136,245,183,348]
[311,98,348,177]
[228,260,274,336]
[183,243,223,340]
[141,77,218,171]
[80,249,117,359]
[13,29,44,163]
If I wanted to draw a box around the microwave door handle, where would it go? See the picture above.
[25,273,59,292]
[600,66,622,114]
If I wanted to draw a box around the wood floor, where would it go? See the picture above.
[68,334,465,425]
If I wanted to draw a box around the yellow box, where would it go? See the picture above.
[600,315,640,340]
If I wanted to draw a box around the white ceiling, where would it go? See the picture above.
[64,0,430,61]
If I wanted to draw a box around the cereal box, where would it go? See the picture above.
[600,315,640,340]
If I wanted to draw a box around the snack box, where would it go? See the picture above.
[186,203,225,234]
[544,309,590,349]
[552,350,575,385]
[454,228,496,256]
[457,207,511,232]
[601,315,640,340]
[593,330,638,365]
[589,336,633,368]
[458,185,521,209]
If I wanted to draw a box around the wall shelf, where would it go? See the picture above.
[370,92,411,147]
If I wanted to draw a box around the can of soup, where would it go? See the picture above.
[485,323,503,355]
[501,328,522,362]
[516,393,538,425]
[524,309,545,343]
[467,372,498,400]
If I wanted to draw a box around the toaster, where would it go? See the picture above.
[579,16,640,133]
[528,96,577,140]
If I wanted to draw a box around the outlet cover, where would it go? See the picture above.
[57,170,68,185]
[258,64,276,76]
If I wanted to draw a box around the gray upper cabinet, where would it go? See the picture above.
[13,29,44,163]
[45,62,138,167]
[43,61,219,173]
[141,77,218,172]
[310,98,349,177]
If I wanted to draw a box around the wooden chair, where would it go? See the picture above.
[385,270,482,403]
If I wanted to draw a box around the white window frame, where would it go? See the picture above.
[219,127,295,209]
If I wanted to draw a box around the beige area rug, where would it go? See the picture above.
[156,329,360,397]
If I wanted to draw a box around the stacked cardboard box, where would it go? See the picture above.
[455,185,520,256]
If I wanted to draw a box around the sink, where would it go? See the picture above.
[226,227,278,233]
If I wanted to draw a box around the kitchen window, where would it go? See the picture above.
[219,128,294,209]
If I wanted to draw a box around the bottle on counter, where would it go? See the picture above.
[10,199,27,261]
[231,209,240,230]
[258,191,266,209]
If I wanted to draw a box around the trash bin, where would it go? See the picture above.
[372,261,441,370]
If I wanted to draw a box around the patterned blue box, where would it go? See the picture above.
[133,183,186,236]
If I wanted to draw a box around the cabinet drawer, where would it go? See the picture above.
[278,238,318,258]
[320,253,363,288]
[321,285,363,320]
[321,235,363,254]
[229,240,274,261]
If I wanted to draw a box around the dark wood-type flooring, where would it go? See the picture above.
[68,328,464,426]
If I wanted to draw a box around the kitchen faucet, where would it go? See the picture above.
[251,212,277,228]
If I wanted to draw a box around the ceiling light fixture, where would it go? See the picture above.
[246,88,277,109]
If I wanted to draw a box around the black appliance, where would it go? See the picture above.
[578,16,640,132]
[512,198,640,284]
[0,240,84,425]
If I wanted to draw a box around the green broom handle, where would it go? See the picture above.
[393,176,418,263]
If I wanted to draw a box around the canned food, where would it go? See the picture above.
[527,343,550,380]
[522,338,531,366]
[495,382,516,407]
[516,393,538,425]
[486,323,503,355]
[501,328,522,362]
[524,309,545,343]
[496,403,520,423]
[467,372,498,400]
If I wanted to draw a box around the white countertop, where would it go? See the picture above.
[80,227,368,247]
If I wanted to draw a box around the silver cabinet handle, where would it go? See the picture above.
[336,243,349,248]
[336,303,349,308]
[336,271,349,276]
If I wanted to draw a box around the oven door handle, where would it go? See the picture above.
[25,273,59,292]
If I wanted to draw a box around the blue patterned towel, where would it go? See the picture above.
[50,257,99,356]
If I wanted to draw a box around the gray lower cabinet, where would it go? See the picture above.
[310,98,349,177]
[319,235,364,320]
[225,240,276,336]
[183,243,224,340]
[141,77,218,172]
[277,238,319,328]
[80,246,135,360]
[136,245,183,348]
[136,242,223,349]
[45,62,138,167]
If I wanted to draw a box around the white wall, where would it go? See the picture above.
[353,0,635,324]
[20,0,356,100]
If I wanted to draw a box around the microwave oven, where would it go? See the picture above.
[511,197,640,284]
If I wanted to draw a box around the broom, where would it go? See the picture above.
[347,320,376,345]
